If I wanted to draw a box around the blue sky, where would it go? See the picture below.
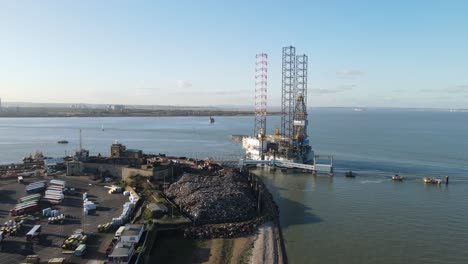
[0,0,467,108]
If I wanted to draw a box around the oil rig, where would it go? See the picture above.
[240,46,333,174]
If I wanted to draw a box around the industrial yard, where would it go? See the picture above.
[0,140,286,264]
[0,175,132,263]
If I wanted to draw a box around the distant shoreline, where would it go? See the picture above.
[0,108,281,118]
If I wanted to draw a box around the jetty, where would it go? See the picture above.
[239,156,334,175]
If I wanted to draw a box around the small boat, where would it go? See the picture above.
[345,170,355,177]
[392,174,404,181]
[57,140,69,144]
[209,116,215,124]
[423,177,442,184]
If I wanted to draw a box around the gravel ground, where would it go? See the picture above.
[165,171,257,224]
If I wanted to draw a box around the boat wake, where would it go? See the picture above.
[360,180,385,184]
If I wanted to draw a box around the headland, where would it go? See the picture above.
[0,142,286,264]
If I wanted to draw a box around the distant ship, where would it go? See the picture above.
[57,140,69,144]
[353,108,367,112]
[209,116,215,124]
[101,124,105,131]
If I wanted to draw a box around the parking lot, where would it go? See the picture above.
[0,175,129,264]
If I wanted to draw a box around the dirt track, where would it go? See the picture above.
[250,221,285,264]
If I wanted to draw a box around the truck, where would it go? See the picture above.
[25,255,40,264]
[19,194,41,203]
[26,225,41,241]
[26,182,46,194]
[49,180,66,189]
[11,202,39,216]
[26,181,46,188]
[43,195,63,205]
[14,200,39,208]
[46,186,64,192]
[26,186,45,194]
[45,190,64,196]
[74,244,86,256]
[115,226,125,237]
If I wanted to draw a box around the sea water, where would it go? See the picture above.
[0,108,467,263]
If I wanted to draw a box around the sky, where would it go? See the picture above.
[0,0,467,108]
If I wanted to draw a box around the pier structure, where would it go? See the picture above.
[239,155,333,175]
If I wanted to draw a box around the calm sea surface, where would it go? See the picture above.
[0,109,467,264]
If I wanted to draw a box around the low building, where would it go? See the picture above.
[111,142,142,158]
[125,149,143,159]
[147,202,168,217]
[66,161,82,176]
[108,242,135,263]
[74,149,89,161]
[44,158,65,171]
[120,224,144,244]
[111,142,126,157]
[107,104,125,112]
[122,165,173,181]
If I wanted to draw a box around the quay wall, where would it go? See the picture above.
[82,163,124,178]
[122,167,173,181]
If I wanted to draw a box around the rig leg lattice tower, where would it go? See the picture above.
[293,54,309,161]
[295,54,308,108]
[254,53,268,139]
[281,46,296,139]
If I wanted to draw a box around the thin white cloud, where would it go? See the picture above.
[169,89,248,96]
[311,84,355,94]
[382,96,399,101]
[420,85,468,94]
[446,85,468,93]
[176,80,193,88]
[336,69,364,76]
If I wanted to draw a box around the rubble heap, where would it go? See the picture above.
[165,170,257,224]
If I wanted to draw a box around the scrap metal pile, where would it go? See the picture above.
[165,170,257,224]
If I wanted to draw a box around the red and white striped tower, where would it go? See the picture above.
[254,53,268,139]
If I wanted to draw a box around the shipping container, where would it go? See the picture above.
[47,258,66,264]
[26,225,41,241]
[74,244,86,256]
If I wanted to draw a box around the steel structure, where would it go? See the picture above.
[281,46,296,138]
[241,46,332,171]
[254,53,268,138]
[295,54,308,107]
[292,54,309,161]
